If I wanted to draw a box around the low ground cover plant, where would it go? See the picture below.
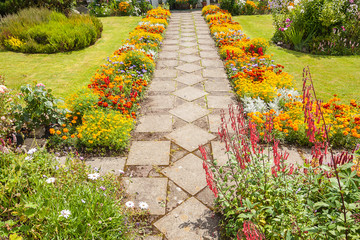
[0,7,103,53]
[0,148,150,239]
[202,5,360,148]
[270,0,360,55]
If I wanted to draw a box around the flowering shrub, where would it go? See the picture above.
[88,0,153,17]
[200,104,360,239]
[219,0,270,15]
[270,0,360,55]
[202,5,360,148]
[0,149,149,239]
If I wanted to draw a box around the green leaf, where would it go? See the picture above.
[313,201,329,209]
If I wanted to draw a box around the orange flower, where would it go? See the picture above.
[62,135,68,140]
[71,134,75,138]
[49,128,55,135]
[63,128,69,133]
[56,130,61,135]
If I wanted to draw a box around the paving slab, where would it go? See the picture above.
[163,39,179,45]
[154,197,219,240]
[180,41,197,47]
[207,96,234,109]
[204,81,232,92]
[154,69,178,78]
[201,59,224,68]
[211,141,229,166]
[179,48,198,55]
[173,86,207,101]
[179,55,201,63]
[157,60,179,68]
[147,95,174,109]
[162,45,180,51]
[162,153,207,195]
[86,157,126,176]
[144,236,163,240]
[167,180,190,212]
[176,63,203,73]
[203,68,227,78]
[158,51,179,60]
[166,124,215,152]
[200,51,219,59]
[127,141,171,165]
[181,32,196,37]
[180,36,197,42]
[196,187,216,209]
[198,38,214,45]
[149,81,176,92]
[124,177,167,215]
[136,115,173,132]
[175,74,204,85]
[169,102,210,123]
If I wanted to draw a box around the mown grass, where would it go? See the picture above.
[0,16,141,98]
[233,15,360,103]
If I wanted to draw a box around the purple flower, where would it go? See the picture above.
[100,186,106,191]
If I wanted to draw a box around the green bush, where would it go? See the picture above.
[0,7,103,53]
[0,0,75,16]
[0,149,149,239]
[271,0,360,55]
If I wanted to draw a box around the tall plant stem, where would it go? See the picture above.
[305,67,348,239]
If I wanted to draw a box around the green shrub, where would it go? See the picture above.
[0,7,103,53]
[0,0,75,16]
[0,149,149,239]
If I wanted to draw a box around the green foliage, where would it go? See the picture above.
[0,0,76,16]
[0,149,149,239]
[0,8,103,53]
[220,0,242,15]
[88,0,152,17]
[12,83,68,133]
[271,0,360,55]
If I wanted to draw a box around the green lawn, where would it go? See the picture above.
[0,16,141,99]
[233,15,360,103]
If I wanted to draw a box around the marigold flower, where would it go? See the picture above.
[56,130,61,135]
[62,136,67,140]
[49,128,55,134]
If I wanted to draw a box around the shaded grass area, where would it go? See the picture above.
[0,16,141,98]
[233,15,360,103]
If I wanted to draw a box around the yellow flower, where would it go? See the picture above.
[62,136,68,140]
[56,130,61,135]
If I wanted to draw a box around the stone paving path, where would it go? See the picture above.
[82,9,310,240]
[124,10,234,240]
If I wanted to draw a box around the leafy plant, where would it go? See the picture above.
[12,83,68,136]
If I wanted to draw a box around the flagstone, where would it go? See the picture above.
[127,141,170,165]
[176,63,203,73]
[179,55,201,63]
[162,154,206,195]
[154,197,219,240]
[136,115,173,132]
[173,86,207,101]
[200,51,219,59]
[158,51,178,60]
[202,68,227,78]
[207,96,234,109]
[169,102,210,123]
[124,177,167,215]
[180,41,197,47]
[149,81,176,92]
[204,81,232,92]
[86,157,126,176]
[147,95,174,109]
[175,74,204,85]
[179,47,198,55]
[201,59,224,68]
[154,69,178,78]
[166,124,215,152]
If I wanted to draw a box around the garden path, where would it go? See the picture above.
[85,10,307,240]
[125,10,232,240]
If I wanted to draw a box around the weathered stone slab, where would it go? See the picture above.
[170,102,210,123]
[180,41,197,47]
[147,95,174,109]
[180,48,198,55]
[154,69,178,78]
[167,180,190,212]
[175,74,204,85]
[127,141,170,165]
[161,45,180,51]
[203,68,227,78]
[180,36,197,42]
[204,81,231,92]
[124,177,167,215]
[200,51,219,59]
[211,141,228,166]
[166,124,215,152]
[179,55,201,63]
[86,157,126,176]
[149,81,176,92]
[207,96,234,109]
[176,63,203,73]
[173,86,207,101]
[157,60,179,68]
[154,197,219,240]
[162,154,206,195]
[136,115,173,132]
[201,59,224,68]
[159,51,178,60]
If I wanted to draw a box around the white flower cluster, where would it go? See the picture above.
[125,201,149,210]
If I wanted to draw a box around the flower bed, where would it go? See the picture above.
[48,7,171,153]
[202,5,360,148]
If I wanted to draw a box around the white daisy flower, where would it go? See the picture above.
[27,148,37,155]
[125,201,135,208]
[88,173,100,180]
[139,202,149,210]
[46,177,56,183]
[59,209,71,218]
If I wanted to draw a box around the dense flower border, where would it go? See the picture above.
[49,7,171,152]
[202,5,360,148]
